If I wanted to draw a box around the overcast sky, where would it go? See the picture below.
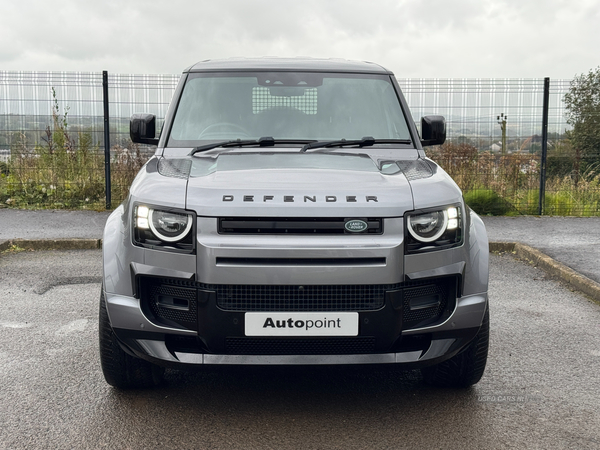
[1,0,598,79]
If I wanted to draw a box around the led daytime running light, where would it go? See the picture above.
[148,209,192,242]
[136,205,150,229]
[408,210,448,242]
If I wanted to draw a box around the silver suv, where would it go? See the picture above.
[100,58,489,389]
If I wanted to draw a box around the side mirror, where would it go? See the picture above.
[420,115,446,147]
[130,114,159,145]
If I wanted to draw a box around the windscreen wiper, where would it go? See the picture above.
[190,137,314,156]
[300,136,412,153]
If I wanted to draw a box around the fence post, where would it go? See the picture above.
[102,70,111,210]
[538,77,550,215]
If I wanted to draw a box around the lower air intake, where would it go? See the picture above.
[225,337,376,355]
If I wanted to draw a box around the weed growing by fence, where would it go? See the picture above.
[0,91,147,209]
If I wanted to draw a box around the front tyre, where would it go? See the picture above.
[99,287,164,389]
[422,306,489,388]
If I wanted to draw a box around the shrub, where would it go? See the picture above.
[463,189,512,216]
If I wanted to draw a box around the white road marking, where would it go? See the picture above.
[56,318,88,335]
[0,321,32,329]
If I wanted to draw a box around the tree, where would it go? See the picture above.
[563,67,600,184]
[564,67,600,159]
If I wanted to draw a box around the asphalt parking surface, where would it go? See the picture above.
[1,250,599,449]
[484,216,600,284]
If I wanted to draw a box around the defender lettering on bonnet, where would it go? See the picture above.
[222,195,378,202]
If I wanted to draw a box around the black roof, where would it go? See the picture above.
[185,57,392,74]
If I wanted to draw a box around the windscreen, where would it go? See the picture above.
[168,72,411,146]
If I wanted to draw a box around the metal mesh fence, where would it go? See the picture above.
[107,73,180,203]
[399,78,549,215]
[543,79,600,216]
[0,71,180,208]
[397,78,599,216]
[108,73,180,145]
[0,71,104,155]
[0,71,106,208]
[1,71,598,215]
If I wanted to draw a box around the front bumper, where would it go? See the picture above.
[105,288,487,368]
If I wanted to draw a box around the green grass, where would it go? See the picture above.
[463,190,513,216]
[0,144,145,209]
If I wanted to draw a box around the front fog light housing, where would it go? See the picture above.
[406,205,462,253]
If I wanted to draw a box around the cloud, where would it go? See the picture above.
[1,0,599,78]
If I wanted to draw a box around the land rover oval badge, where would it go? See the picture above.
[345,219,368,233]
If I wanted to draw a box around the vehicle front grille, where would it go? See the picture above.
[225,337,376,355]
[218,217,383,234]
[215,284,389,311]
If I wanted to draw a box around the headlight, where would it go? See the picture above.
[408,210,447,242]
[133,204,195,252]
[148,209,193,242]
[405,205,462,253]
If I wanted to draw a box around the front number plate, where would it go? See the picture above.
[245,312,359,337]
